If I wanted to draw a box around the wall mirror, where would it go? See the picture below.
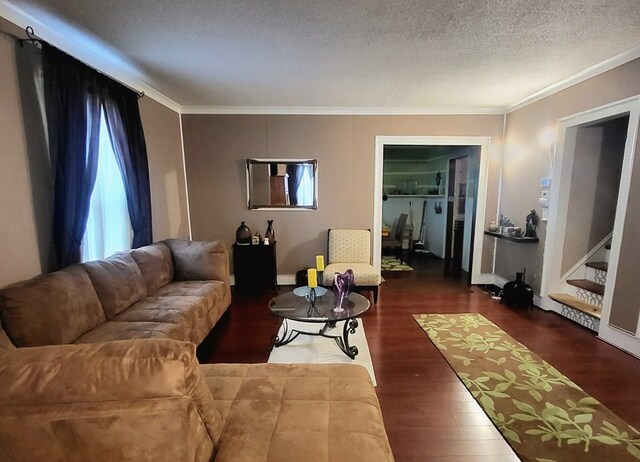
[246,158,318,210]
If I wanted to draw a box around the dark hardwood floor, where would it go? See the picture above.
[198,254,640,461]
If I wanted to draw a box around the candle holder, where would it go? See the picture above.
[307,287,317,307]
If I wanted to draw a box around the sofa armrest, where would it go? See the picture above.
[165,239,230,285]
[0,339,223,461]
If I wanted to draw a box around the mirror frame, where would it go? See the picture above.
[246,158,318,210]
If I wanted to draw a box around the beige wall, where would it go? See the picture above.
[499,58,640,293]
[0,26,44,287]
[0,21,188,287]
[139,98,190,241]
[561,118,626,275]
[181,114,504,276]
[609,119,640,333]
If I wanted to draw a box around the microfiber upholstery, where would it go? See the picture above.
[165,239,230,284]
[0,265,105,347]
[200,363,395,462]
[0,339,223,462]
[131,242,174,294]
[83,252,147,319]
[0,325,15,350]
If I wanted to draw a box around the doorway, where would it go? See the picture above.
[541,96,640,357]
[374,136,491,285]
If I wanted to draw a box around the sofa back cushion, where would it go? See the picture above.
[131,242,174,294]
[0,265,105,347]
[165,239,230,284]
[83,252,147,319]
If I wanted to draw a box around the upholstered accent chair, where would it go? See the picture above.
[382,213,408,263]
[322,229,381,303]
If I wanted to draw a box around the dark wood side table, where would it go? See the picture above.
[233,242,278,292]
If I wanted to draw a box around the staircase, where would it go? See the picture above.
[548,244,610,332]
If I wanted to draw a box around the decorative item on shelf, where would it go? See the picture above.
[488,220,499,232]
[265,220,275,243]
[235,222,252,245]
[499,214,515,234]
[251,235,260,245]
[332,269,354,313]
[501,269,534,308]
[525,209,539,238]
[263,238,270,245]
[435,202,443,214]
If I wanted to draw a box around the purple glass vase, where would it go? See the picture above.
[332,269,354,312]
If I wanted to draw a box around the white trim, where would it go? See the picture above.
[374,136,491,285]
[507,44,640,113]
[540,96,640,357]
[178,115,193,240]
[180,106,506,116]
[0,0,181,113]
[598,97,640,356]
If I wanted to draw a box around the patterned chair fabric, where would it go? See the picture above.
[328,230,371,264]
[323,230,380,303]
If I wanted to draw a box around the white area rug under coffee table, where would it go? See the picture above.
[268,318,377,386]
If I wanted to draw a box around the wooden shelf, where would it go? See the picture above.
[484,230,539,243]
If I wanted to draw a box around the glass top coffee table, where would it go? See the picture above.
[269,289,370,359]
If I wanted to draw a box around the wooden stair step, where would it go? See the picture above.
[567,279,605,296]
[549,293,602,319]
[585,261,608,272]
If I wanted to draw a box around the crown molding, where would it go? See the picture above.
[0,0,181,113]
[179,105,506,116]
[506,44,640,113]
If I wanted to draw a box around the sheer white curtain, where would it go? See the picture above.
[81,109,133,262]
[296,164,314,206]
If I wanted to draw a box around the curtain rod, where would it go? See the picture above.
[1,26,145,99]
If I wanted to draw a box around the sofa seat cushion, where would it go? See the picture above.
[131,242,174,294]
[83,252,147,318]
[111,296,209,343]
[74,321,184,344]
[323,263,381,286]
[0,265,105,347]
[200,363,394,462]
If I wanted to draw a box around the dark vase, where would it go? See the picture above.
[235,221,251,245]
[265,220,275,243]
[502,272,534,308]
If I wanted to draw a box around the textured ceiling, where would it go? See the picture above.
[7,0,640,110]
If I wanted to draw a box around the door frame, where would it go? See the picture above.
[373,136,491,284]
[540,96,640,355]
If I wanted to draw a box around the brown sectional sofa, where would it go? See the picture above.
[0,239,231,348]
[0,240,395,461]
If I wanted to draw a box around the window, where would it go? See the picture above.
[80,108,132,262]
[296,164,314,206]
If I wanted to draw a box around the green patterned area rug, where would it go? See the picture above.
[381,256,413,271]
[413,313,640,462]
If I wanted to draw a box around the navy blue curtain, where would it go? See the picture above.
[286,164,305,205]
[103,85,153,248]
[43,44,102,269]
[43,44,153,268]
